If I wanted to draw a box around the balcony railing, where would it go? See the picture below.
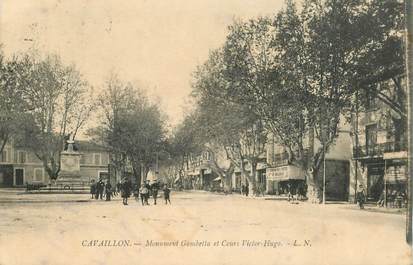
[353,141,407,158]
[383,141,407,153]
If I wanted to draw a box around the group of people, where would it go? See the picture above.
[90,178,171,206]
[90,179,113,201]
[376,188,407,208]
[356,184,407,209]
[241,183,249,197]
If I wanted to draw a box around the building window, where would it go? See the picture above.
[34,168,44,182]
[101,154,109,166]
[365,88,378,111]
[366,124,378,147]
[94,153,101,165]
[18,151,27,164]
[1,150,8,162]
[80,155,86,165]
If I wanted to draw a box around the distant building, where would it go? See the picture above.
[183,150,219,191]
[0,140,109,187]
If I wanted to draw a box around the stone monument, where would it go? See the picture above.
[59,138,81,182]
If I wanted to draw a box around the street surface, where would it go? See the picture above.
[0,190,410,265]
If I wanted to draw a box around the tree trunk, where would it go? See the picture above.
[132,163,141,186]
[405,0,412,244]
[247,162,257,197]
[222,167,234,194]
[140,163,148,184]
[0,134,9,156]
[222,174,232,193]
[306,168,322,203]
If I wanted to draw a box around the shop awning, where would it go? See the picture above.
[266,165,305,181]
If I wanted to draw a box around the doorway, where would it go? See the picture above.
[14,168,24,186]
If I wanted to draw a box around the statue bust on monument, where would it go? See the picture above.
[66,139,75,153]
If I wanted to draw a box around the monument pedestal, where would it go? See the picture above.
[57,140,84,185]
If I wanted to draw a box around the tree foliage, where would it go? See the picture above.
[97,73,166,183]
[18,54,93,180]
[187,0,404,200]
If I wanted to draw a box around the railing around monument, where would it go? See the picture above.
[26,179,91,192]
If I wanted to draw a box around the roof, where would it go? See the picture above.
[76,140,108,152]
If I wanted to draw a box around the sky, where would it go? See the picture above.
[0,0,285,128]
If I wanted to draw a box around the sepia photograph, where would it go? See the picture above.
[0,0,412,264]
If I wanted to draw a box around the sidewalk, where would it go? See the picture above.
[198,189,408,215]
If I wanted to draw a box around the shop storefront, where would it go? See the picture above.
[383,151,408,207]
[266,165,305,195]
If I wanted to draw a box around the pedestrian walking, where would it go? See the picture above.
[145,180,151,204]
[356,184,366,209]
[139,184,149,206]
[90,179,96,199]
[96,179,105,200]
[116,181,122,197]
[287,182,293,202]
[133,184,139,201]
[121,178,132,205]
[163,185,171,204]
[151,181,159,205]
[105,181,112,201]
[245,182,249,197]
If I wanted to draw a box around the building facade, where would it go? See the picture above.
[182,150,219,190]
[351,76,407,203]
[265,125,352,201]
[0,140,109,187]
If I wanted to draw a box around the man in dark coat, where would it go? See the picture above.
[121,178,132,205]
[356,184,366,209]
[151,181,159,205]
[90,179,96,199]
[96,179,105,200]
[163,185,171,204]
[105,181,112,201]
[144,180,151,204]
[116,181,122,197]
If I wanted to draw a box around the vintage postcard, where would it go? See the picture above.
[0,0,411,264]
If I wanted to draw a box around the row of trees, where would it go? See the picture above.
[171,0,405,199]
[0,50,93,180]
